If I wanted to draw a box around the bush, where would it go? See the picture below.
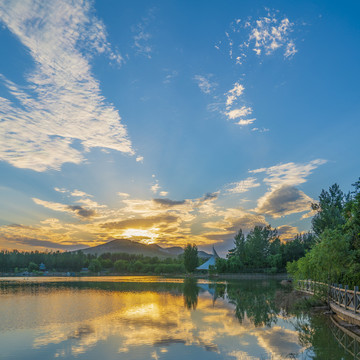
[89,259,101,273]
[114,260,128,273]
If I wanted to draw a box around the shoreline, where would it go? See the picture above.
[0,272,288,279]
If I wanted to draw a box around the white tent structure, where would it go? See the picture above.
[196,246,220,270]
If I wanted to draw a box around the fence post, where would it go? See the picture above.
[355,286,359,314]
[339,284,342,306]
[345,285,348,310]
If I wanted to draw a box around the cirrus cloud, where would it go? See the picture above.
[226,177,260,194]
[0,0,133,172]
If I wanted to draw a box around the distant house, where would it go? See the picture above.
[196,246,219,271]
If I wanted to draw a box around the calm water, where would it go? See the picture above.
[0,276,357,360]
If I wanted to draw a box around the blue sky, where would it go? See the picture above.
[0,0,359,255]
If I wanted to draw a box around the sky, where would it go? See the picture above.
[0,0,359,255]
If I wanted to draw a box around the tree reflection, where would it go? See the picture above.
[183,277,199,310]
[293,314,360,360]
[2,277,359,359]
[225,280,280,327]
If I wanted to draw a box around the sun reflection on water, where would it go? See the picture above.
[0,277,345,360]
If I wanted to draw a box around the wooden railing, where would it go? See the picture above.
[297,279,327,295]
[297,280,360,315]
[330,284,360,314]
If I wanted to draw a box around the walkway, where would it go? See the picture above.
[297,280,360,326]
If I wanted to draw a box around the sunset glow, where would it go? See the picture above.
[121,229,159,244]
[0,0,359,255]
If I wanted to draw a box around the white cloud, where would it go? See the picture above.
[236,118,256,126]
[226,177,260,194]
[224,82,256,127]
[132,10,154,58]
[163,70,178,84]
[0,0,133,172]
[251,159,327,188]
[256,185,314,218]
[151,182,160,194]
[215,10,300,130]
[33,198,70,213]
[248,14,296,58]
[76,197,106,209]
[226,106,253,120]
[220,9,299,65]
[251,127,269,133]
[251,159,327,218]
[136,156,144,163]
[249,167,267,174]
[204,208,267,233]
[284,41,297,58]
[54,187,67,193]
[225,82,245,108]
[117,192,130,198]
[71,190,92,197]
[33,197,97,219]
[194,75,217,94]
[159,191,168,196]
[277,225,299,241]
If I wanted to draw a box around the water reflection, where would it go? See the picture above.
[293,313,360,360]
[0,277,358,359]
[225,281,280,327]
[183,277,199,310]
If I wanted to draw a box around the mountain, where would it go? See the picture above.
[77,239,211,259]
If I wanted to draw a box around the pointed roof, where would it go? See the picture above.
[196,246,219,270]
[212,246,219,258]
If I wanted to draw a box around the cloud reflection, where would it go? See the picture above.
[0,280,307,359]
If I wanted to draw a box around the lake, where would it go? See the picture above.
[0,276,357,360]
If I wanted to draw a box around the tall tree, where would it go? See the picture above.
[183,244,199,273]
[245,225,278,268]
[344,178,360,251]
[311,183,346,237]
[227,229,246,260]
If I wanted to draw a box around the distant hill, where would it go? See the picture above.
[77,239,211,259]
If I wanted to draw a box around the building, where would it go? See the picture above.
[196,246,220,271]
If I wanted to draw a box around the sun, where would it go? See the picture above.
[121,229,159,244]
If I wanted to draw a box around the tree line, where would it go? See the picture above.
[215,226,315,274]
[0,249,201,274]
[0,250,92,273]
[287,179,360,286]
[215,178,360,280]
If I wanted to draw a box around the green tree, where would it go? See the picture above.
[287,229,352,284]
[100,258,113,269]
[183,244,199,273]
[28,261,38,272]
[245,225,278,268]
[114,260,128,272]
[133,260,144,273]
[344,178,360,251]
[227,256,244,272]
[311,183,346,237]
[215,258,228,273]
[227,229,246,260]
[88,259,101,273]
